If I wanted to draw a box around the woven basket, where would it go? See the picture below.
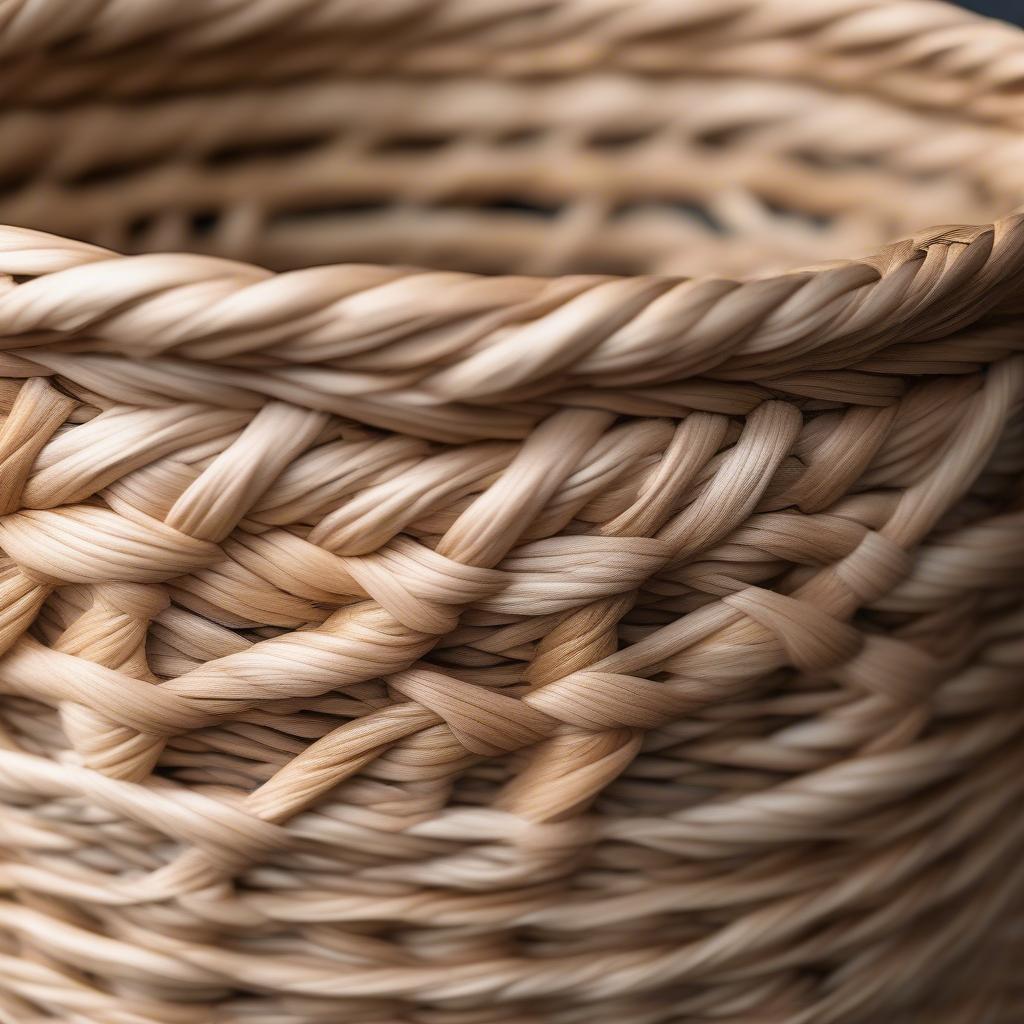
[1,1,1023,1021]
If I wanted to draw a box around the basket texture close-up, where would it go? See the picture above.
[1,1,1024,1022]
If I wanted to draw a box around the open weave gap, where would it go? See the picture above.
[0,1,1023,1023]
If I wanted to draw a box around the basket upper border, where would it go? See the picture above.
[0,214,1022,428]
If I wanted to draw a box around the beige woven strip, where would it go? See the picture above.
[0,1,1023,1022]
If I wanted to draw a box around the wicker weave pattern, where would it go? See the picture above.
[0,1,1023,1022]
[2,0,1024,277]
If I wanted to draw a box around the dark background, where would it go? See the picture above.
[957,1,1024,23]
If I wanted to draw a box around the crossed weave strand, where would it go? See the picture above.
[0,223,1022,1021]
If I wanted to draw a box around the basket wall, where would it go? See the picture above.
[0,1,1022,1022]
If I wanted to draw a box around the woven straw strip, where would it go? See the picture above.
[0,1,1022,1022]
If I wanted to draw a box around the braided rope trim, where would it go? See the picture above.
[1,214,1023,441]
[4,0,1024,130]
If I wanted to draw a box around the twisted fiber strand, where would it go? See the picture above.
[3,0,1024,131]
[0,1,1023,1019]
[0,239,1019,770]
[0,359,1014,775]
[2,387,1015,667]
[0,743,1020,1005]
[0,372,1019,733]
[0,222,1019,1015]
[1,216,1023,443]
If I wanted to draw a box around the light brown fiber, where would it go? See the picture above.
[0,1,1023,1021]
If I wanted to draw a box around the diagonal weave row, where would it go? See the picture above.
[0,1,1023,1022]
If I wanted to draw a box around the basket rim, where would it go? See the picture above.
[2,0,1024,431]
[0,212,1022,421]
[7,0,1024,134]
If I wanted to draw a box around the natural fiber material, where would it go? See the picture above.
[0,1,1023,1021]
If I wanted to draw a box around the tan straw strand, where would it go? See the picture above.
[0,1,1023,1022]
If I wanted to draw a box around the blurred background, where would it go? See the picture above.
[1,0,1021,281]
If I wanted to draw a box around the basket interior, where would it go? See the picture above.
[3,2,1023,278]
